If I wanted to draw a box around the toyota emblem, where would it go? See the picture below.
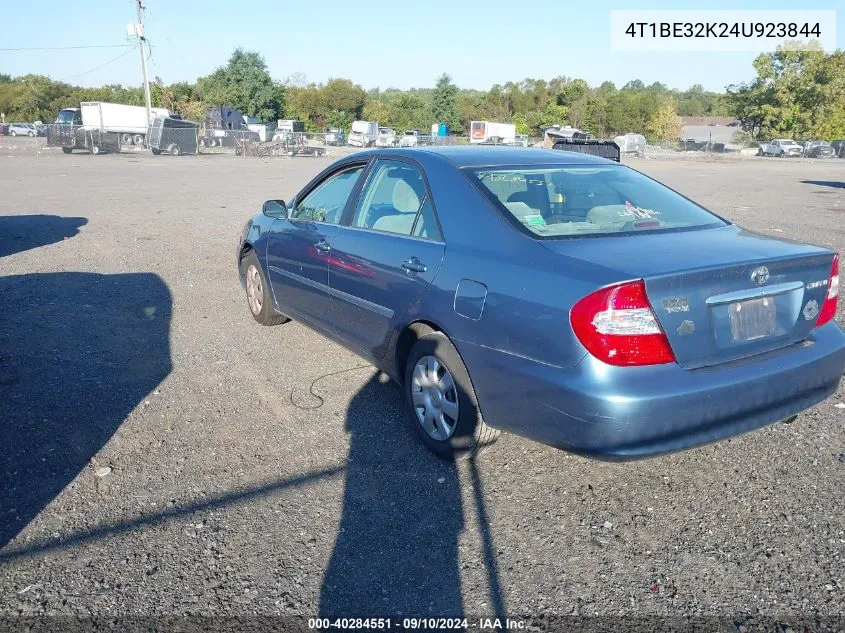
[750,266,769,286]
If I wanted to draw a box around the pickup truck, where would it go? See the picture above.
[757,139,803,157]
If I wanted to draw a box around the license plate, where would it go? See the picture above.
[728,297,777,342]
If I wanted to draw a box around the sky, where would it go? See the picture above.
[1,0,842,93]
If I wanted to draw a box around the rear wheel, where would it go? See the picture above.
[132,134,144,146]
[151,148,161,155]
[168,143,181,156]
[404,332,499,459]
[242,252,289,326]
[121,133,132,145]
[90,145,100,155]
[9,131,16,136]
[62,147,73,154]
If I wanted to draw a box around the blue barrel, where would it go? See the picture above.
[438,123,448,137]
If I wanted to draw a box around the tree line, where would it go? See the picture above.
[2,45,843,141]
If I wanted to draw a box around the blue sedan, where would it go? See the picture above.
[237,147,845,460]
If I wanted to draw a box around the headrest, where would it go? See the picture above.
[392,179,421,214]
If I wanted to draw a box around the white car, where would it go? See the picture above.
[8,123,37,137]
[758,139,803,157]
[375,127,396,147]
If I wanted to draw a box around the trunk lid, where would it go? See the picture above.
[545,225,836,368]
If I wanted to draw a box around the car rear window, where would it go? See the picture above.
[467,165,726,238]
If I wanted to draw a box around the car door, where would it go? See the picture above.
[329,158,445,357]
[264,163,366,332]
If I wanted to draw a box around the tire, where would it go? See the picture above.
[90,145,100,155]
[241,252,289,326]
[121,133,132,145]
[756,148,762,156]
[9,131,16,136]
[62,147,73,154]
[151,148,161,155]
[168,144,181,156]
[403,332,499,459]
[28,131,35,137]
[779,151,785,158]
[132,134,144,146]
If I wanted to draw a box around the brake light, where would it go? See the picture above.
[570,280,676,366]
[816,253,840,327]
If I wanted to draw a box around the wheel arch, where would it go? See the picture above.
[394,319,451,385]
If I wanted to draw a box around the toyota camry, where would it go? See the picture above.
[237,147,844,460]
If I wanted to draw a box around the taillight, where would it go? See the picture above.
[816,253,840,327]
[570,280,676,366]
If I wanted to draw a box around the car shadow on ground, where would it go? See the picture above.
[0,215,88,258]
[318,372,504,619]
[800,180,845,190]
[0,271,172,549]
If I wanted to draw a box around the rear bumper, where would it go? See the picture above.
[457,323,845,460]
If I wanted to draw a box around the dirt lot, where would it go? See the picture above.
[1,150,844,626]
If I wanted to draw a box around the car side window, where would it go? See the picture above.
[412,197,442,241]
[293,165,364,224]
[351,160,427,236]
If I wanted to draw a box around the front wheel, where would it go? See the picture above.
[132,134,144,146]
[62,147,73,154]
[168,143,181,156]
[404,332,499,459]
[242,252,290,326]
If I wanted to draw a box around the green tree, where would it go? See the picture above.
[197,48,282,121]
[431,73,463,134]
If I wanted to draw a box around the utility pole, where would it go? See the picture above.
[135,0,152,145]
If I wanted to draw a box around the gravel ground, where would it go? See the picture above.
[1,150,844,627]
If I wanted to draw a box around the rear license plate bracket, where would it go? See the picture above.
[728,297,777,342]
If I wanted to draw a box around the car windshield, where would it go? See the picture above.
[467,164,726,238]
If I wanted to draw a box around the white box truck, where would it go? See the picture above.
[470,120,516,145]
[80,101,170,146]
[348,120,378,147]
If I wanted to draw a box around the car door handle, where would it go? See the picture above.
[314,240,331,253]
[401,258,427,273]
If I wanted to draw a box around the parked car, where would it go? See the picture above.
[8,123,37,137]
[236,147,844,460]
[827,140,845,158]
[376,127,397,148]
[803,140,835,158]
[758,139,803,157]
[398,130,420,147]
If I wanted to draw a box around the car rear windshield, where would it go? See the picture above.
[467,164,726,238]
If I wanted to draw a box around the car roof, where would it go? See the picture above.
[359,146,619,167]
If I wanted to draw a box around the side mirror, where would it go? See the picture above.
[262,199,288,218]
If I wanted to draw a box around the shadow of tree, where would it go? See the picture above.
[800,180,845,190]
[0,272,172,549]
[0,215,88,258]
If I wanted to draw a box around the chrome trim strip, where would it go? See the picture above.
[705,281,804,306]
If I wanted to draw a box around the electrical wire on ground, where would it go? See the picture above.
[289,365,373,410]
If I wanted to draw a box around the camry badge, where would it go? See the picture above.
[803,300,819,321]
[750,266,769,286]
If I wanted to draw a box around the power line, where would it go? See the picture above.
[58,47,136,82]
[0,44,134,52]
